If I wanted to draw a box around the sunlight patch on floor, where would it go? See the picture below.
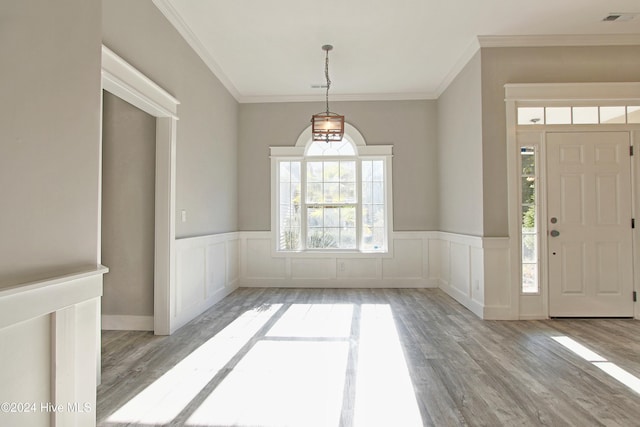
[354,304,423,427]
[106,304,282,425]
[185,340,350,426]
[593,362,640,394]
[552,335,640,395]
[105,302,426,426]
[266,304,354,338]
[551,336,606,362]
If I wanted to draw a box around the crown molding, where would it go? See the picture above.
[435,38,481,97]
[152,0,241,102]
[478,34,640,48]
[153,3,640,104]
[239,91,437,104]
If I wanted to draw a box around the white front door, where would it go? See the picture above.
[547,132,634,317]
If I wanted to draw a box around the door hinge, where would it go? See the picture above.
[631,146,634,156]
[634,291,637,302]
[633,218,636,229]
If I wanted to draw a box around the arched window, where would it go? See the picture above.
[270,124,393,253]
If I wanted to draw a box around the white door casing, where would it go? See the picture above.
[547,132,634,317]
[101,45,179,335]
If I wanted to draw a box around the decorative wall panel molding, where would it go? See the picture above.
[173,232,240,331]
[238,231,511,319]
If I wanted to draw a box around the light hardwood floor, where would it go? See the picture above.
[97,288,640,426]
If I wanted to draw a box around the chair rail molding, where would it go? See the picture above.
[0,266,107,427]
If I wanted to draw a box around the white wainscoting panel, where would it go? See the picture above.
[482,239,513,319]
[436,234,484,318]
[207,242,227,297]
[438,239,451,285]
[450,242,470,294]
[339,258,379,280]
[177,245,206,316]
[227,239,239,285]
[238,231,513,319]
[427,238,441,283]
[382,238,424,280]
[173,232,239,331]
[291,258,334,280]
[0,267,106,427]
[470,246,484,305]
[428,233,511,320]
[239,231,437,288]
[245,237,286,279]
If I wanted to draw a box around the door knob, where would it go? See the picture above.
[550,230,560,237]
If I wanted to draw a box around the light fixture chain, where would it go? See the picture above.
[311,44,344,144]
[325,48,331,113]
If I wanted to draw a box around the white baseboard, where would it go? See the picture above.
[518,314,547,320]
[439,281,484,319]
[102,315,154,331]
[483,305,514,320]
[240,279,437,288]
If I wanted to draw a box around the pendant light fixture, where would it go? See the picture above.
[311,44,344,142]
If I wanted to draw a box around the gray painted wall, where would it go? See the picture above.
[103,0,239,238]
[0,0,102,287]
[481,45,640,237]
[437,52,483,236]
[238,100,438,231]
[102,92,156,317]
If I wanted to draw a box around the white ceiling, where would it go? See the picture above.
[153,0,640,103]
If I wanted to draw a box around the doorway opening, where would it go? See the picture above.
[101,91,157,329]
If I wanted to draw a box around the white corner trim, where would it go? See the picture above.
[151,0,241,102]
[479,34,640,48]
[101,315,154,331]
[102,45,180,118]
[435,37,481,98]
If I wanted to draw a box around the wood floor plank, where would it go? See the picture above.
[97,288,640,427]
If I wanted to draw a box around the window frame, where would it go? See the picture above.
[303,155,359,250]
[519,144,540,295]
[270,124,393,256]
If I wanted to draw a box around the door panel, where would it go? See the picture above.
[595,242,620,294]
[560,174,584,224]
[547,132,634,317]
[559,242,585,295]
